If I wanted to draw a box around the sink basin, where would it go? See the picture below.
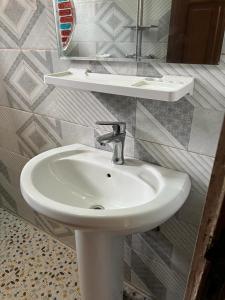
[21,144,190,234]
[20,144,191,300]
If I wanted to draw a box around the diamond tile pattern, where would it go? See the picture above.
[17,71,39,96]
[4,52,54,111]
[96,2,134,40]
[0,1,224,300]
[0,0,45,47]
[4,0,25,26]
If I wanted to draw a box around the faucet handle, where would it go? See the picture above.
[96,121,126,134]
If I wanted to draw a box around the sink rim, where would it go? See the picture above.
[20,144,191,233]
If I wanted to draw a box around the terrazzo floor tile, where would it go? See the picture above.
[0,209,80,300]
[0,209,150,300]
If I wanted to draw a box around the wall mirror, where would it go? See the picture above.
[53,0,225,64]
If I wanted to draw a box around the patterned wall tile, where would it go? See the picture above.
[4,50,54,112]
[134,139,214,195]
[0,148,28,214]
[0,106,33,157]
[0,147,75,247]
[71,0,137,57]
[95,1,136,42]
[131,250,167,300]
[131,212,199,298]
[0,178,18,213]
[0,0,56,49]
[0,106,95,158]
[17,114,94,157]
[0,0,38,48]
[129,216,198,299]
[135,98,194,149]
[53,88,118,126]
[150,57,225,111]
[50,87,137,137]
[160,218,198,271]
[177,189,206,228]
[93,92,137,136]
[188,107,224,157]
[0,161,10,182]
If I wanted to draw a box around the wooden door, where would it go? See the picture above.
[167,0,225,64]
[184,116,225,300]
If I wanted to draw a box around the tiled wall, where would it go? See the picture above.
[0,0,224,299]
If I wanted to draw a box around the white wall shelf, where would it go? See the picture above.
[44,69,194,102]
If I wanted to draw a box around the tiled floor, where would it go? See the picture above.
[0,209,150,300]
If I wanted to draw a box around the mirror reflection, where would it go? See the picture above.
[54,0,225,64]
[55,0,172,61]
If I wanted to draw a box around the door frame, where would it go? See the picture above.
[184,116,225,300]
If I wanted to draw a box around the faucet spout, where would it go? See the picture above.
[96,122,126,165]
[96,132,116,145]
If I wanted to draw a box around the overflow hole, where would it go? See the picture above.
[90,205,105,210]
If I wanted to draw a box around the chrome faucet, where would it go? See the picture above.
[96,121,126,165]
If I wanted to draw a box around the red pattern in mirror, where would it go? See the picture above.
[57,0,75,49]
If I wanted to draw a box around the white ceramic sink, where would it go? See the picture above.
[20,144,191,300]
[21,144,190,234]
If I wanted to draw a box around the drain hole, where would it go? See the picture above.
[90,205,105,210]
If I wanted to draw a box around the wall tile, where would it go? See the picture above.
[93,92,137,136]
[160,217,198,273]
[131,250,167,300]
[177,189,206,227]
[134,139,214,195]
[135,98,194,149]
[0,0,57,49]
[0,50,55,113]
[53,88,137,137]
[0,147,28,214]
[137,231,173,268]
[19,114,95,156]
[60,119,95,148]
[0,147,74,247]
[151,57,225,111]
[188,107,224,157]
[0,106,33,156]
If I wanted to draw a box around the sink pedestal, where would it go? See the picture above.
[75,231,124,300]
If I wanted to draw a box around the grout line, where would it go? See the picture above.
[134,137,216,159]
[0,48,58,51]
[124,281,152,298]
